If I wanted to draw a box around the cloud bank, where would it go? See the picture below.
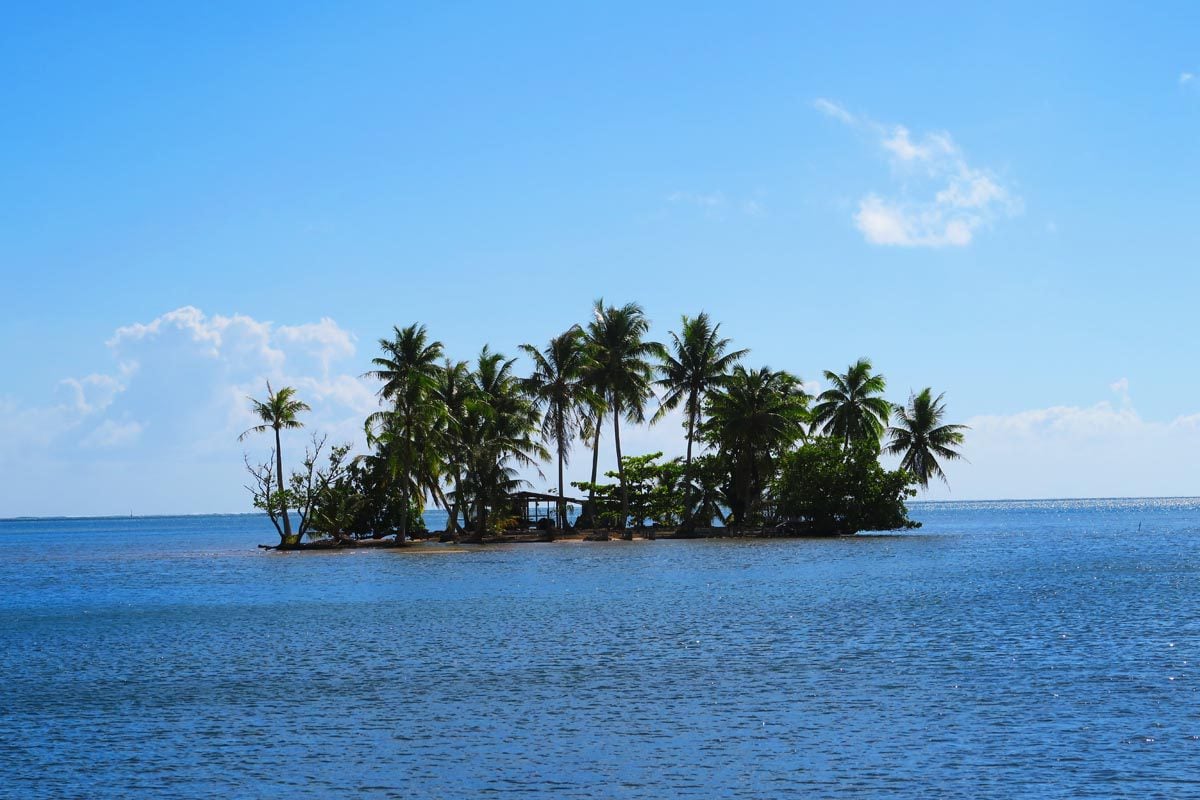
[922,382,1200,500]
[0,307,380,515]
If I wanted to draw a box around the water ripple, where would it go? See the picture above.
[1,500,1198,797]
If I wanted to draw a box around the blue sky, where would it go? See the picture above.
[4,2,1200,515]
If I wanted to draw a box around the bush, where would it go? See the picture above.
[773,438,919,535]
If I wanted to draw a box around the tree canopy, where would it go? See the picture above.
[240,302,966,545]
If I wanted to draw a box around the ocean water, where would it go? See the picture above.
[1,499,1198,798]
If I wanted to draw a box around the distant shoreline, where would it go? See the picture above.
[5,496,1200,523]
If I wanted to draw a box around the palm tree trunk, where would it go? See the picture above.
[685,409,695,470]
[588,416,602,514]
[555,410,568,529]
[476,493,487,542]
[399,485,409,543]
[683,405,697,528]
[557,448,566,530]
[399,407,412,542]
[448,472,464,533]
[274,426,293,542]
[613,403,628,530]
[748,453,761,523]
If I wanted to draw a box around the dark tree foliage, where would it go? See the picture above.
[242,306,965,545]
[772,438,920,535]
[700,366,808,525]
[573,452,687,529]
[571,479,621,528]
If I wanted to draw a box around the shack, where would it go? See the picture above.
[507,491,585,529]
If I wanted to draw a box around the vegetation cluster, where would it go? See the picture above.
[242,301,966,547]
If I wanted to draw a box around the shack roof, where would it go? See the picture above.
[509,490,586,505]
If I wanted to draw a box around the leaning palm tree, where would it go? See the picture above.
[520,326,598,529]
[811,357,893,449]
[885,388,968,488]
[653,312,748,472]
[239,382,310,542]
[364,323,445,541]
[585,300,662,529]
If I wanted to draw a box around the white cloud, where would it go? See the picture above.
[855,195,973,248]
[81,419,145,449]
[0,307,380,514]
[668,191,765,217]
[1181,72,1195,85]
[921,389,1200,500]
[881,126,955,163]
[109,305,286,371]
[58,373,124,414]
[817,100,1020,247]
[277,318,357,377]
[813,98,857,125]
[669,191,724,208]
[1109,377,1132,407]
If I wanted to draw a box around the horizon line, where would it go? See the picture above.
[4,495,1200,523]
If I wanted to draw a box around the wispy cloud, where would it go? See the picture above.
[814,98,1020,248]
[1181,72,1195,86]
[81,419,146,449]
[813,98,856,125]
[1109,376,1132,407]
[668,191,765,217]
[669,191,726,209]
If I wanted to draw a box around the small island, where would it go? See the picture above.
[242,300,966,550]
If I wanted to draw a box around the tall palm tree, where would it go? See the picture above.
[364,323,445,541]
[239,382,310,542]
[434,358,473,534]
[578,351,610,522]
[885,388,968,488]
[654,312,748,472]
[811,358,893,448]
[520,326,598,529]
[459,346,548,541]
[702,366,808,524]
[362,411,440,537]
[585,299,662,529]
[579,409,605,519]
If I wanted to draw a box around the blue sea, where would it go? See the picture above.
[2,499,1198,798]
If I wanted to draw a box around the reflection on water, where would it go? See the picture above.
[2,499,1199,797]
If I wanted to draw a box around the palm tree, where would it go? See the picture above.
[459,346,548,541]
[239,382,310,542]
[585,300,662,529]
[702,366,808,524]
[364,323,445,541]
[578,410,605,521]
[654,312,748,472]
[363,410,441,539]
[520,326,598,529]
[811,358,893,448]
[434,358,473,534]
[885,388,968,488]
